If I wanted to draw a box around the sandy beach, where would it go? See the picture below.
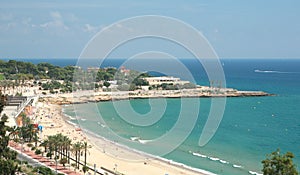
[4,85,269,175]
[34,100,212,175]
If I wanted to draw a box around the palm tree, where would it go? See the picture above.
[83,141,90,167]
[53,135,61,173]
[61,135,72,164]
[54,134,72,164]
[72,142,83,169]
[52,134,60,160]
[40,138,49,156]
[57,134,65,159]
[47,134,62,173]
[17,125,36,144]
[46,135,56,159]
[27,124,35,142]
[42,134,71,161]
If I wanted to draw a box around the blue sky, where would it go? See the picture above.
[0,0,300,58]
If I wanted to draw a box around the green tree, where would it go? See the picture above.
[45,135,55,159]
[103,81,110,88]
[83,142,89,167]
[262,149,299,175]
[72,142,83,169]
[0,92,19,175]
[40,138,49,156]
[96,68,116,81]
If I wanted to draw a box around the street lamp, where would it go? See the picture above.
[94,164,97,175]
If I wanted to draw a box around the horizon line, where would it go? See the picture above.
[1,57,300,60]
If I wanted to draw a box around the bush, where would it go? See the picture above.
[34,166,55,175]
[27,143,33,147]
[82,165,89,173]
[46,152,52,158]
[35,149,41,155]
[31,146,36,151]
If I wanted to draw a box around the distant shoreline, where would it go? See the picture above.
[39,88,273,105]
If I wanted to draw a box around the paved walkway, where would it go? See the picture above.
[9,141,82,175]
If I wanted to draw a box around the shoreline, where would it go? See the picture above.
[36,102,214,175]
[62,110,264,175]
[72,120,217,175]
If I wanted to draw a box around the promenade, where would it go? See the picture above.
[9,141,82,175]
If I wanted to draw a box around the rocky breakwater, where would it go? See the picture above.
[38,88,273,105]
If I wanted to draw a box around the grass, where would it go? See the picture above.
[0,74,4,80]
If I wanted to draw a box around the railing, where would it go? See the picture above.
[56,150,120,175]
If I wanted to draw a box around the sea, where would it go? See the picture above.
[4,58,300,175]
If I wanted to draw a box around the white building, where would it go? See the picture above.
[143,76,190,86]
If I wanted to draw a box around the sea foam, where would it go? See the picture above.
[233,164,243,168]
[219,159,229,164]
[249,170,263,175]
[64,114,76,120]
[192,152,207,158]
[208,157,220,161]
[138,139,151,144]
[130,136,140,141]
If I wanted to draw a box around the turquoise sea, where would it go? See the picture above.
[7,58,300,175]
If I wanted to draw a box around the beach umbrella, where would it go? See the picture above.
[38,125,43,132]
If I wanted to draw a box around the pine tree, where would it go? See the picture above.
[0,92,19,175]
[262,149,299,175]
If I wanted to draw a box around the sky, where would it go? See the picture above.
[0,0,300,59]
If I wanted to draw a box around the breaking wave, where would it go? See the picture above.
[249,170,263,175]
[192,152,230,165]
[192,152,265,174]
